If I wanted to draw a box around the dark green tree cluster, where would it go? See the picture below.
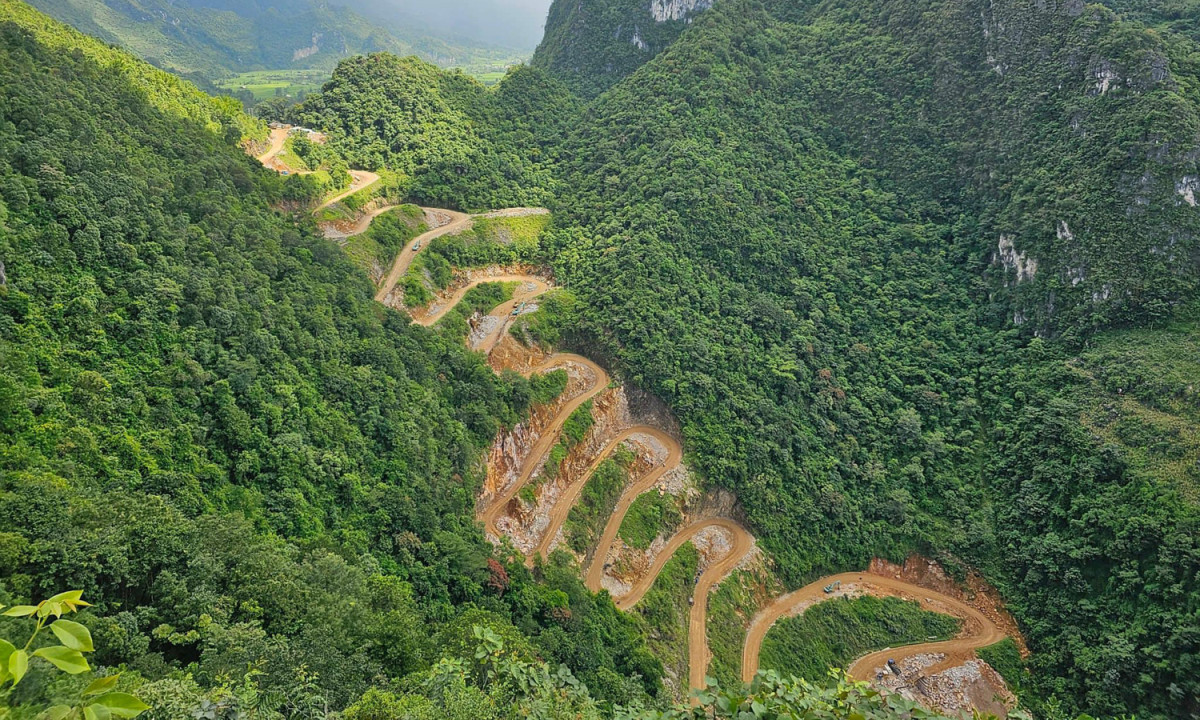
[532,0,713,98]
[291,56,574,211]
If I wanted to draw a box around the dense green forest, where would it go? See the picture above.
[291,55,575,210]
[3,0,1200,716]
[532,0,1200,717]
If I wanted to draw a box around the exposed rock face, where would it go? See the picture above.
[1177,175,1200,206]
[292,32,322,61]
[650,0,713,22]
[995,235,1038,283]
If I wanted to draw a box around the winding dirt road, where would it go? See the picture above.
[583,429,683,590]
[373,209,471,303]
[257,127,289,163]
[535,426,674,563]
[317,170,381,212]
[609,517,755,690]
[279,178,1013,703]
[478,353,611,538]
[398,270,1008,698]
[322,203,402,240]
[412,275,550,329]
[742,572,1005,683]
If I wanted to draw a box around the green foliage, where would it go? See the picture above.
[622,671,953,720]
[540,0,1200,715]
[530,369,569,405]
[0,10,660,715]
[619,492,682,551]
[758,596,960,681]
[344,626,602,720]
[562,401,596,445]
[0,0,263,139]
[533,0,709,97]
[429,282,518,343]
[292,56,567,210]
[978,639,1027,694]
[632,544,697,694]
[25,0,522,82]
[542,441,570,483]
[341,205,426,277]
[972,340,1200,719]
[0,591,149,720]
[564,450,632,553]
[1075,320,1200,498]
[540,401,595,483]
[510,290,579,350]
[427,214,551,268]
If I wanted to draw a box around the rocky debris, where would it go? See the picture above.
[474,207,550,219]
[469,314,504,349]
[995,234,1038,282]
[692,525,733,571]
[482,363,593,507]
[425,208,459,229]
[871,655,1015,718]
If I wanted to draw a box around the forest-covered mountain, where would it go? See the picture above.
[532,0,712,97]
[24,0,518,79]
[532,0,1200,716]
[2,0,1200,717]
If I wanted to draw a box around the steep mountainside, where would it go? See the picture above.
[532,0,714,96]
[538,0,1200,716]
[4,0,1200,716]
[350,0,553,51]
[25,0,516,79]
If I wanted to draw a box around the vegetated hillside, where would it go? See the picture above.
[292,55,577,209]
[532,0,713,96]
[542,0,1200,716]
[24,0,518,80]
[0,3,664,715]
[0,0,262,139]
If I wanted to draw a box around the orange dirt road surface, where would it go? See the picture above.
[330,237,1014,708]
[321,203,402,239]
[534,426,676,564]
[316,170,380,212]
[741,571,1006,684]
[256,127,289,163]
[373,209,471,303]
[608,517,754,691]
[413,275,550,329]
[478,354,610,538]
[583,429,683,591]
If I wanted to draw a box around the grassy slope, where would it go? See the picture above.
[1075,319,1200,502]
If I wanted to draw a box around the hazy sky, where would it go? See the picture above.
[349,0,556,50]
